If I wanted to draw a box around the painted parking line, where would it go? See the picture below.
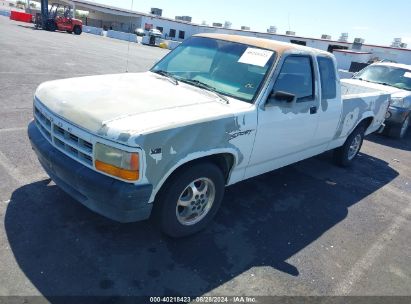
[0,150,46,185]
[0,71,92,76]
[333,202,411,295]
[0,127,26,133]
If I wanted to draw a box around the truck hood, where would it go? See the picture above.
[35,72,243,141]
[342,78,411,99]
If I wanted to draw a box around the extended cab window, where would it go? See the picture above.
[318,56,337,99]
[273,56,314,102]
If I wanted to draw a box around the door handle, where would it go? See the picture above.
[310,106,317,114]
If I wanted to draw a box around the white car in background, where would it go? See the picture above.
[134,28,145,37]
[346,62,411,138]
[148,28,162,37]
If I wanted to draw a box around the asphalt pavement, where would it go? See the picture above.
[0,17,410,302]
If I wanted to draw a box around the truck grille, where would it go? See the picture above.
[34,104,94,166]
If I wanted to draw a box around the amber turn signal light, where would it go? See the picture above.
[95,160,139,181]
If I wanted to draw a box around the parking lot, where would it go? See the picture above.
[0,17,411,300]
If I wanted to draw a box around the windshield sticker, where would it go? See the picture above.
[238,48,273,67]
[404,72,411,78]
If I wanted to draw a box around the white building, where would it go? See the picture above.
[30,0,411,67]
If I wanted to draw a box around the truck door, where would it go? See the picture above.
[245,55,320,178]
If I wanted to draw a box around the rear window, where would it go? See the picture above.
[318,57,337,99]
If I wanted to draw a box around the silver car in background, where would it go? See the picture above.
[352,62,411,138]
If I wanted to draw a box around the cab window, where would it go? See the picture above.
[273,56,314,102]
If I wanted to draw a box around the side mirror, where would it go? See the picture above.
[271,91,296,102]
[266,91,296,108]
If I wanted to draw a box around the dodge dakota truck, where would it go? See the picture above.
[28,34,390,237]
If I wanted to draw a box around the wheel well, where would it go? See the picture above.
[153,153,235,202]
[175,153,235,182]
[358,116,373,130]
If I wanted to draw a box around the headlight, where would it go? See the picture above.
[390,97,404,107]
[94,143,139,181]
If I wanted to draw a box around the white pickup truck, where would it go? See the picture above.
[28,34,390,237]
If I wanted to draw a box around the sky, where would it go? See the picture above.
[87,0,411,46]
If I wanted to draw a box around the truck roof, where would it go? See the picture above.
[195,33,331,57]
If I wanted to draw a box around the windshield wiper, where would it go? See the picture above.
[153,70,179,85]
[181,79,229,104]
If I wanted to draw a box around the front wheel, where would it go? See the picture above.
[153,162,225,238]
[333,125,365,167]
[73,26,82,35]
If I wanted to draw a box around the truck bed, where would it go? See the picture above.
[341,79,391,95]
[337,83,391,139]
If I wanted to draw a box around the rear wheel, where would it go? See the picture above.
[73,26,82,35]
[333,125,365,167]
[387,116,410,139]
[153,162,225,238]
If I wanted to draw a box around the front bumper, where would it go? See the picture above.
[385,106,410,126]
[28,121,153,223]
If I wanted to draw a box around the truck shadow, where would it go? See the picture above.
[366,131,411,152]
[5,152,398,298]
[16,24,36,30]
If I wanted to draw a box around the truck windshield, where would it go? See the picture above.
[151,37,276,103]
[354,65,411,91]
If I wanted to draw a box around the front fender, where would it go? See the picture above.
[132,116,254,203]
[147,148,239,203]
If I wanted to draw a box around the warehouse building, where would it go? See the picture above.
[29,0,411,69]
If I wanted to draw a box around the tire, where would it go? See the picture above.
[387,116,410,139]
[153,162,225,238]
[333,125,365,167]
[381,125,391,136]
[46,20,56,31]
[73,26,82,35]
